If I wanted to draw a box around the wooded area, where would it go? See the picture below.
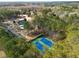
[0,4,79,57]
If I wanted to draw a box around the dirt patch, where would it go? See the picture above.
[0,50,6,58]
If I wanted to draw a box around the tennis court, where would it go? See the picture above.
[35,41,45,51]
[40,37,53,47]
[32,35,54,52]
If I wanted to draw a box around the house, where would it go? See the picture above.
[18,14,33,22]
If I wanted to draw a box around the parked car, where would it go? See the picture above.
[18,18,25,30]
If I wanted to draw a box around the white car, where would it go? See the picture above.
[19,25,24,30]
[18,18,25,30]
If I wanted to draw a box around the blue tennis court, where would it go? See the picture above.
[32,34,54,53]
[35,41,44,51]
[40,37,53,47]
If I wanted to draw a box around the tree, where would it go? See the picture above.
[32,10,67,36]
[0,27,31,58]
